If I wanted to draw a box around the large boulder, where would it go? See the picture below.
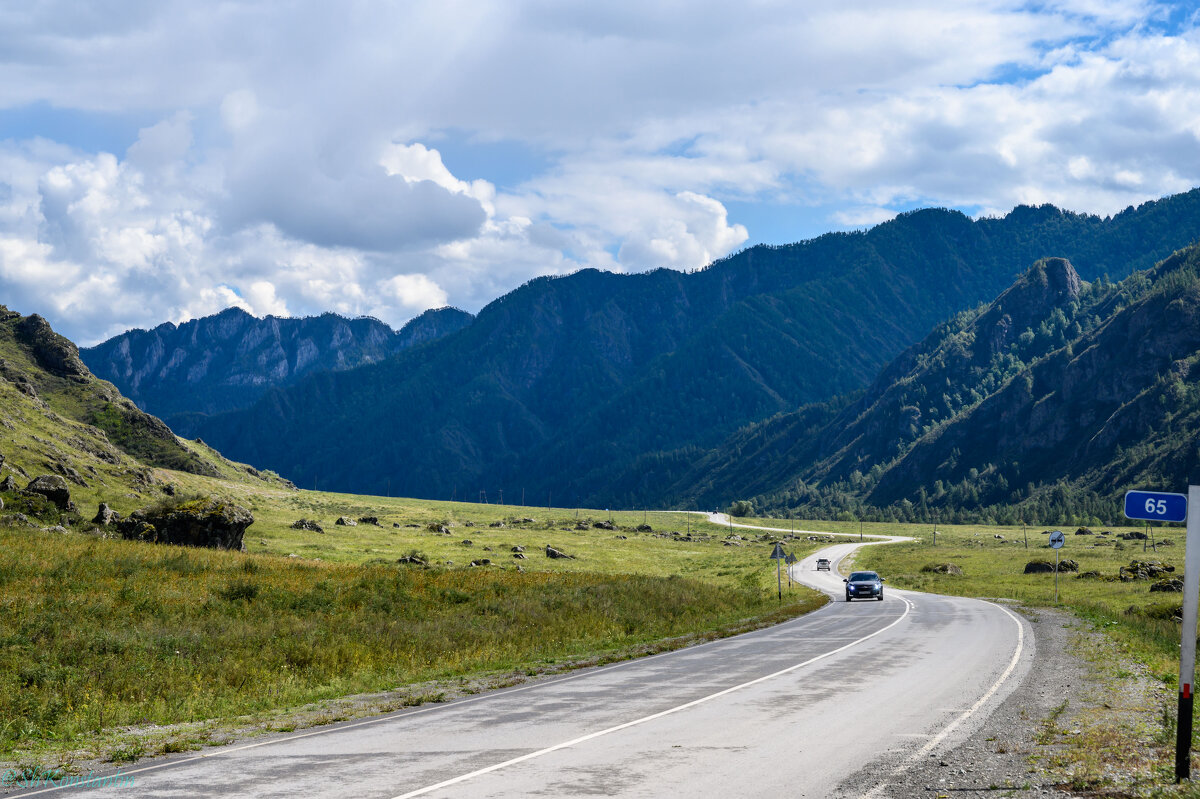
[1023,560,1056,574]
[921,563,963,576]
[25,475,74,510]
[0,475,17,492]
[117,497,253,550]
[1120,560,1175,581]
[92,503,119,526]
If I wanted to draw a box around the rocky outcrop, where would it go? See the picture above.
[1119,560,1175,581]
[92,503,119,525]
[922,563,963,576]
[25,475,74,510]
[15,314,91,380]
[117,498,253,550]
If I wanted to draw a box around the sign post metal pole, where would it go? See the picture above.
[1048,530,1064,603]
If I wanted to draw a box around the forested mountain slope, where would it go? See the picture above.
[109,190,1200,506]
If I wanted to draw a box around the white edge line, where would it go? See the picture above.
[8,580,838,798]
[860,600,1027,799]
[389,597,914,799]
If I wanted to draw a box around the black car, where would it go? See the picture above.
[844,571,884,601]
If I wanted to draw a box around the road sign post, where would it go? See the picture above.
[1125,489,1194,781]
[1048,530,1064,603]
[770,543,786,602]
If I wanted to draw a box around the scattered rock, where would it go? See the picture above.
[1119,560,1175,581]
[1074,526,1093,535]
[1023,560,1056,574]
[511,545,525,552]
[0,475,17,492]
[117,498,253,550]
[335,516,358,526]
[460,539,473,546]
[464,521,475,527]
[593,521,616,530]
[636,524,652,532]
[545,545,574,559]
[993,534,1005,540]
[290,518,324,533]
[92,503,119,526]
[468,559,491,567]
[615,534,627,540]
[397,553,428,567]
[1160,538,1176,546]
[921,563,963,576]
[520,517,535,523]
[393,522,400,528]
[428,523,450,535]
[1151,578,1185,593]
[1059,559,1080,573]
[25,474,74,510]
[489,521,505,528]
[1118,531,1149,541]
[358,516,381,526]
[512,552,527,560]
[1075,571,1102,580]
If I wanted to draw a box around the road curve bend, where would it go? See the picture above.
[17,520,1031,799]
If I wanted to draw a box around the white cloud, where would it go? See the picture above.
[1,0,1199,346]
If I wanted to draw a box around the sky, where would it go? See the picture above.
[2,1,1199,346]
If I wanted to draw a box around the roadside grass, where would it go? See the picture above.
[0,503,825,768]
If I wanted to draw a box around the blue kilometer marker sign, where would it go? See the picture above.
[1124,490,1188,523]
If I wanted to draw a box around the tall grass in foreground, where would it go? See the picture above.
[0,528,818,755]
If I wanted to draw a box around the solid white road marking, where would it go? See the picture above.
[860,600,1027,798]
[390,598,915,799]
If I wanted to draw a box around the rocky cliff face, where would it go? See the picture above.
[81,306,473,418]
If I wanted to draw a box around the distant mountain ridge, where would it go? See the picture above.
[146,189,1200,507]
[81,306,473,418]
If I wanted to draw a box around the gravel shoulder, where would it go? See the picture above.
[841,602,1171,798]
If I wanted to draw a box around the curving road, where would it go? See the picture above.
[16,519,1031,799]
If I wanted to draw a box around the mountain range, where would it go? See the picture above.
[77,188,1200,520]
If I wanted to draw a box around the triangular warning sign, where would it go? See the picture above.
[770,542,786,560]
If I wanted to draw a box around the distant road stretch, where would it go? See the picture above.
[21,518,1030,799]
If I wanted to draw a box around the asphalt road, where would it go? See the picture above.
[17,522,1030,799]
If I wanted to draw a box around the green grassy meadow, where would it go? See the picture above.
[0,482,829,768]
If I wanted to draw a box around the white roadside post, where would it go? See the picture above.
[1178,485,1200,781]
